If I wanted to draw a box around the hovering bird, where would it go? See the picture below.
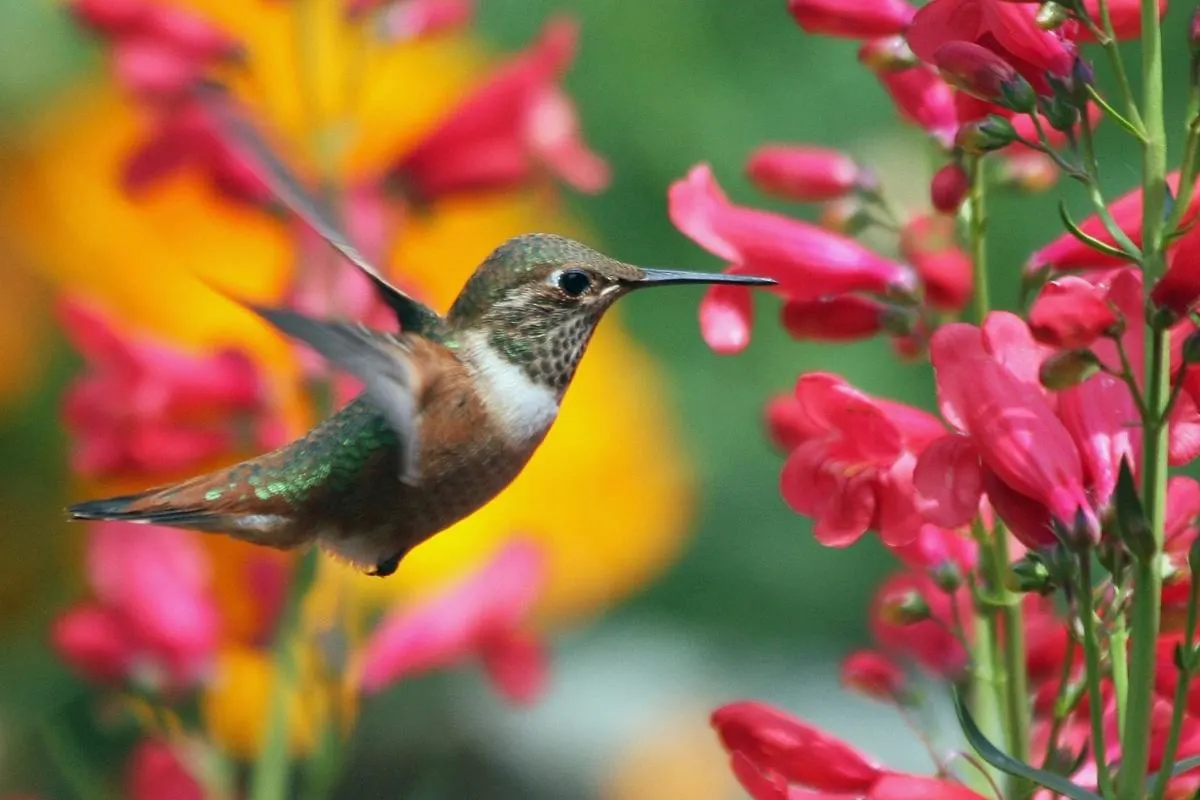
[67,84,775,577]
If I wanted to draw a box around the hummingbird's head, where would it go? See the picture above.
[448,233,773,392]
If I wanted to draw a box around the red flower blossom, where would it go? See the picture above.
[900,214,973,312]
[713,702,987,799]
[59,299,283,480]
[53,522,220,689]
[126,740,203,800]
[712,702,883,793]
[780,295,895,342]
[914,313,1107,547]
[1028,276,1118,349]
[746,145,867,203]
[671,164,916,351]
[872,64,959,146]
[906,0,1076,94]
[932,41,1031,108]
[840,650,908,701]
[358,538,549,704]
[787,0,916,39]
[1073,0,1168,43]
[388,17,608,199]
[778,373,944,548]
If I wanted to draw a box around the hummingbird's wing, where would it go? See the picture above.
[194,81,445,338]
[250,305,424,486]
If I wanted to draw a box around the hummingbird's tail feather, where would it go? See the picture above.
[67,475,309,550]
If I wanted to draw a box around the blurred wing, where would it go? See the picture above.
[250,305,423,485]
[194,81,444,338]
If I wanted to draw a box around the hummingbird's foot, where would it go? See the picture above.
[370,551,404,578]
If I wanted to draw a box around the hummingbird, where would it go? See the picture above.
[67,84,775,577]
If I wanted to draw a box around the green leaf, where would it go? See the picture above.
[1114,457,1154,560]
[1085,85,1147,142]
[1146,754,1200,789]
[1058,201,1136,262]
[953,688,1103,800]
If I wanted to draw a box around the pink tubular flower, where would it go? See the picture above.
[388,17,608,199]
[932,41,1029,106]
[126,740,203,800]
[780,296,894,342]
[713,702,987,800]
[1152,221,1200,315]
[746,145,866,203]
[53,522,219,689]
[872,64,958,146]
[712,702,882,793]
[358,538,549,704]
[1028,276,1118,349]
[787,0,915,38]
[905,0,1076,94]
[916,313,1100,545]
[670,164,915,342]
[777,373,944,548]
[1074,0,1167,42]
[900,215,973,312]
[59,299,282,480]
[1026,172,1199,275]
[840,650,907,701]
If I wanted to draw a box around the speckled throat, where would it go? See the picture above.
[486,308,602,396]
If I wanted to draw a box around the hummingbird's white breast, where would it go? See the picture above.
[462,333,560,445]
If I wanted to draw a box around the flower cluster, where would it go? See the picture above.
[675,1,1200,798]
[28,0,658,795]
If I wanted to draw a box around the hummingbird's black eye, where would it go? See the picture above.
[556,268,592,297]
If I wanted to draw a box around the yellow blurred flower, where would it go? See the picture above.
[602,713,741,800]
[1,0,693,752]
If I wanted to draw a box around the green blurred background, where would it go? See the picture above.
[0,1,1194,797]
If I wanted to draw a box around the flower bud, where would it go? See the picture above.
[934,42,1035,112]
[1011,554,1056,594]
[1184,330,1200,365]
[930,162,969,213]
[1040,96,1079,132]
[878,589,930,625]
[788,0,916,39]
[857,35,918,72]
[818,197,871,234]
[1036,2,1070,30]
[746,145,865,203]
[1028,276,1118,349]
[930,561,963,592]
[781,295,897,342]
[955,116,1018,155]
[1038,349,1102,390]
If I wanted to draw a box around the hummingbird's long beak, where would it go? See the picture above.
[630,268,777,288]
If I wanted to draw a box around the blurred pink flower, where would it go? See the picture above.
[840,650,908,701]
[872,63,958,146]
[358,538,549,704]
[930,161,969,212]
[1028,276,1117,349]
[745,144,866,203]
[348,0,474,43]
[787,0,915,38]
[59,299,283,480]
[777,373,944,548]
[387,17,609,199]
[780,295,893,342]
[53,522,220,689]
[126,739,203,800]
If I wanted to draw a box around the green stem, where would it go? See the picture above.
[38,721,116,800]
[1093,0,1146,131]
[248,548,320,800]
[1111,587,1130,742]
[1119,0,1169,783]
[1073,109,1144,258]
[1079,558,1118,797]
[1149,569,1200,800]
[1165,83,1200,237]
[968,158,989,325]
